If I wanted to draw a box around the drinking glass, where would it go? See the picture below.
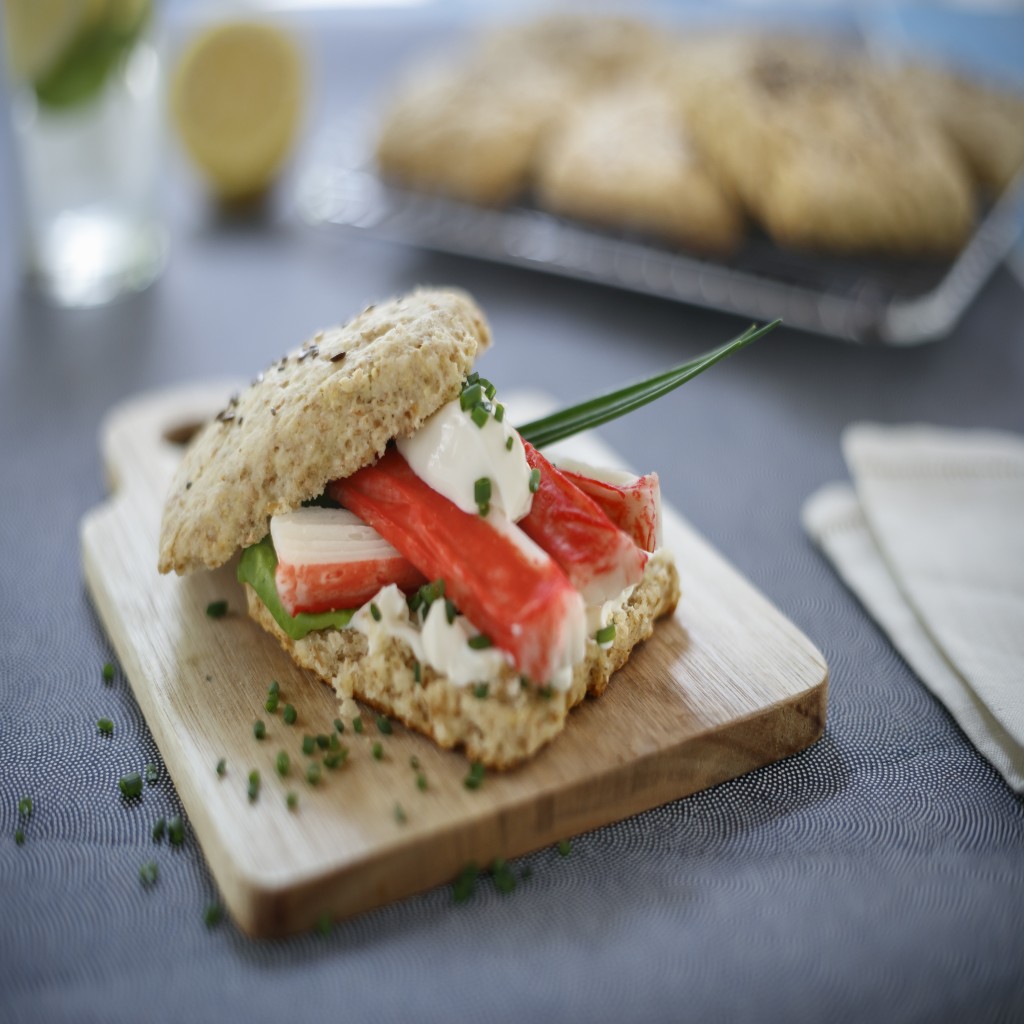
[4,1,166,307]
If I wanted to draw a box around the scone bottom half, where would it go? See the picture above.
[243,550,679,770]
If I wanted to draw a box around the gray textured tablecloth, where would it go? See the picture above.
[1,6,1023,1023]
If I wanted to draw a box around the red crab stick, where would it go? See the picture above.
[276,557,426,616]
[518,442,648,605]
[328,449,585,684]
[556,464,661,553]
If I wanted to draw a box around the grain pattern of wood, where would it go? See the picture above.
[80,382,828,938]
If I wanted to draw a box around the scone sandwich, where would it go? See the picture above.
[158,288,682,769]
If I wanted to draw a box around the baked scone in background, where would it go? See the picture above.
[535,81,742,255]
[374,56,580,206]
[679,37,975,255]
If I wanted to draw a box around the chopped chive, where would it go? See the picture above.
[206,600,228,618]
[528,468,541,493]
[168,815,185,846]
[247,770,260,802]
[370,602,382,622]
[268,680,280,696]
[371,742,384,760]
[145,763,159,785]
[410,755,420,770]
[152,817,166,841]
[102,661,115,682]
[494,403,505,422]
[276,751,290,777]
[474,477,492,506]
[413,661,422,685]
[464,762,485,790]
[264,693,279,714]
[253,719,266,740]
[537,685,554,700]
[119,772,143,799]
[286,791,298,810]
[595,623,616,645]
[505,435,514,451]
[302,734,315,755]
[323,748,348,769]
[518,321,780,449]
[204,903,224,927]
[216,757,226,777]
[333,718,345,734]
[315,913,332,936]
[491,858,516,894]
[14,829,25,845]
[306,763,321,786]
[473,683,489,699]
[394,802,407,825]
[139,861,158,886]
[97,718,113,736]
[416,772,427,792]
[468,634,492,650]
[466,371,480,386]
[452,862,479,904]
[316,733,330,750]
[282,704,297,725]
[470,404,489,429]
[328,732,340,751]
[353,716,363,734]
[557,839,572,857]
[460,382,483,410]
[445,599,457,625]
[376,716,393,735]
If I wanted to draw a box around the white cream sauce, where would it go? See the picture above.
[397,399,533,521]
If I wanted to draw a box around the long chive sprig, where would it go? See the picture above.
[517,320,779,450]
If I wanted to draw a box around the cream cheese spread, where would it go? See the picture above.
[397,398,533,520]
[351,584,512,687]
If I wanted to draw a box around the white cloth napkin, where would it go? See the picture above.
[802,423,1024,792]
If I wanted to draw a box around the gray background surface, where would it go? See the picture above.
[1,5,1023,1023]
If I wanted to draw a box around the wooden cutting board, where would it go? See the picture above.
[81,381,828,938]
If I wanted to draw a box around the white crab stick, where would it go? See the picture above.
[270,506,425,615]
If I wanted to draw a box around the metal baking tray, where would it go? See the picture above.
[297,122,1024,345]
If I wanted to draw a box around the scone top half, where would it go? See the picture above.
[158,288,491,575]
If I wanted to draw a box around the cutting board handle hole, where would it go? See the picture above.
[164,420,204,447]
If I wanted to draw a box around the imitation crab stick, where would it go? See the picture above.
[271,507,425,615]
[518,442,648,605]
[328,449,585,684]
[554,461,662,553]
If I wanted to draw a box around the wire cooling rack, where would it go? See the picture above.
[297,123,1024,345]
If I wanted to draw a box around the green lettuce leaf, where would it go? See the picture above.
[237,536,355,641]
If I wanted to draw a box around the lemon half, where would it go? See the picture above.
[171,21,303,202]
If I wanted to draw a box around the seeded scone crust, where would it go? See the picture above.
[535,82,741,254]
[679,38,975,255]
[244,549,680,770]
[158,289,490,575]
